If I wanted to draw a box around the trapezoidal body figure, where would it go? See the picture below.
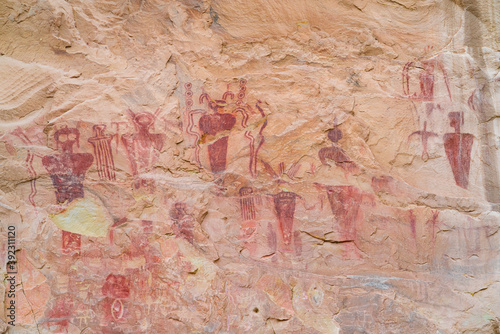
[443,112,474,189]
[42,126,93,254]
[122,109,166,190]
[184,80,267,182]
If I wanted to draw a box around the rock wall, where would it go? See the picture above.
[0,0,499,333]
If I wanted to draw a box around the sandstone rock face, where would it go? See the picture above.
[0,0,499,333]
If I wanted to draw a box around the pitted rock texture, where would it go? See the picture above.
[1,0,500,333]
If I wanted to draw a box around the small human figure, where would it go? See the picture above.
[260,160,310,255]
[318,127,358,174]
[409,121,438,161]
[316,183,375,258]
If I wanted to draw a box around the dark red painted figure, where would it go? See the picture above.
[122,109,166,189]
[443,112,474,189]
[318,127,357,174]
[198,92,236,174]
[88,124,116,181]
[273,191,298,246]
[42,127,93,254]
[170,202,194,243]
[185,80,266,178]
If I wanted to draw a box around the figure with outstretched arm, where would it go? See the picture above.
[409,121,438,161]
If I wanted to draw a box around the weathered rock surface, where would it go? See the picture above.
[0,0,499,332]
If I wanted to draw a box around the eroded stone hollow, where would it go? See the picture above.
[0,0,499,333]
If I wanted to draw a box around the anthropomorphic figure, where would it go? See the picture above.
[88,124,116,181]
[318,127,358,175]
[317,184,375,258]
[409,121,438,161]
[44,295,74,333]
[239,187,259,255]
[443,112,474,189]
[197,89,237,174]
[42,127,93,254]
[273,191,298,247]
[98,274,130,331]
[122,109,166,189]
[170,202,195,243]
[239,186,256,221]
[185,80,267,180]
[402,54,451,102]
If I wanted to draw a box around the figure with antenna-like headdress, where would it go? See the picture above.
[122,108,166,189]
[184,80,267,183]
[42,126,94,254]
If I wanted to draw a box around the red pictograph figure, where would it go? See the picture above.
[318,127,358,175]
[111,121,128,153]
[409,121,438,161]
[170,202,195,243]
[409,210,417,240]
[101,274,130,324]
[239,186,256,221]
[273,191,298,247]
[122,109,166,189]
[88,124,116,181]
[443,112,474,189]
[234,80,267,178]
[184,80,267,178]
[189,83,236,174]
[42,126,93,254]
[321,185,375,258]
[402,49,452,102]
[184,83,204,167]
[325,186,360,240]
[239,186,258,256]
[44,295,74,333]
[267,222,277,253]
[426,210,440,252]
[10,127,39,208]
[261,160,307,253]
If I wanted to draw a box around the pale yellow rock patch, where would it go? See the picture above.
[49,195,113,237]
